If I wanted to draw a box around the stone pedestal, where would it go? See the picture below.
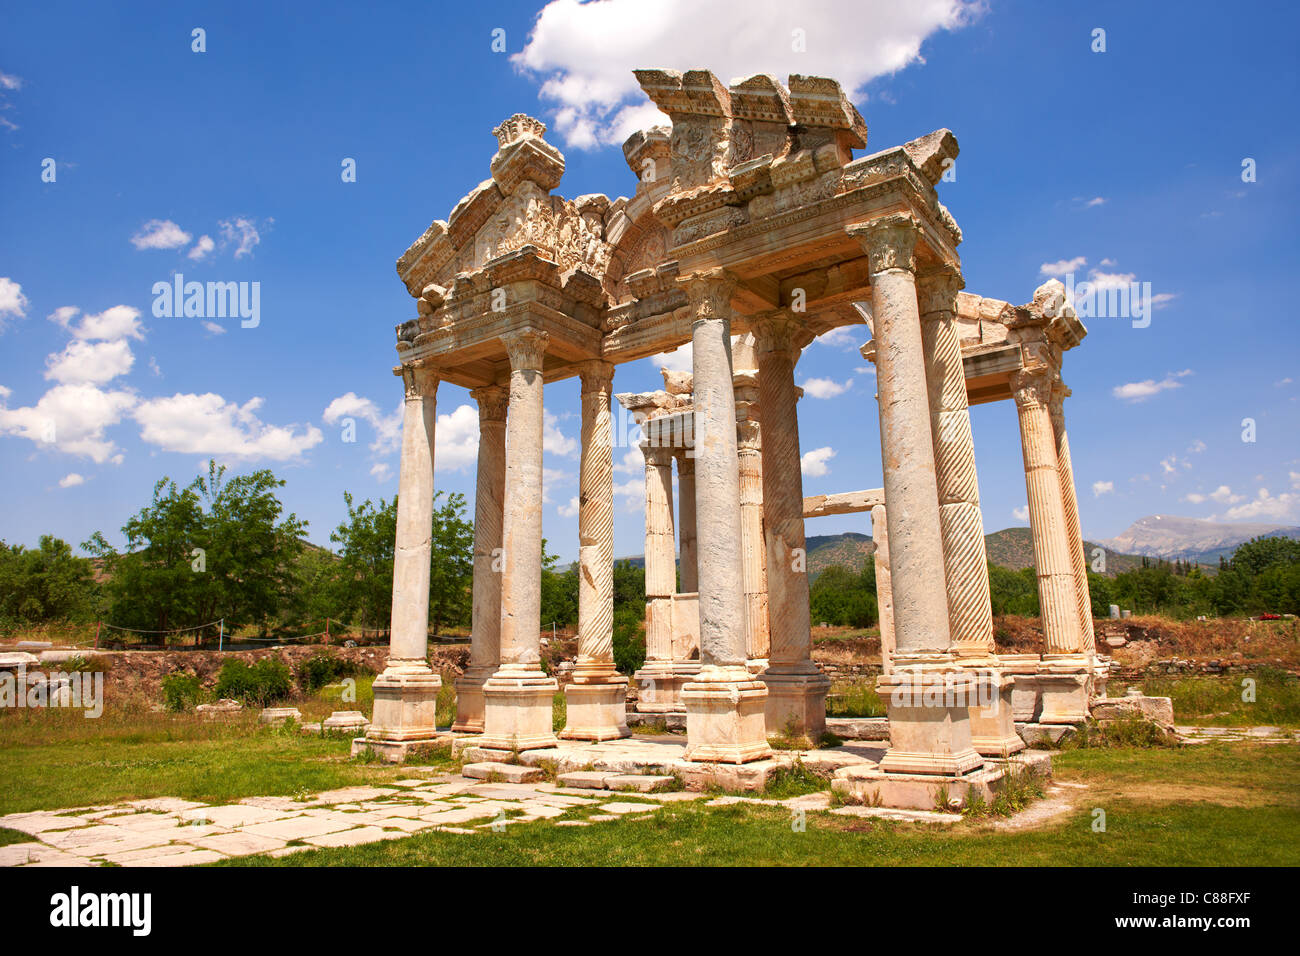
[1036,659,1092,724]
[562,678,630,741]
[764,670,832,739]
[480,665,558,751]
[999,653,1044,722]
[959,660,1026,758]
[876,665,986,776]
[681,666,772,764]
[452,665,492,734]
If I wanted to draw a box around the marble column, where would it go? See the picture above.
[677,268,770,763]
[736,412,771,667]
[1049,384,1096,658]
[360,362,442,759]
[919,266,1022,756]
[849,215,982,777]
[453,384,508,733]
[634,443,694,712]
[480,328,559,750]
[562,360,629,740]
[674,449,698,593]
[753,313,830,738]
[870,504,895,674]
[1014,369,1090,723]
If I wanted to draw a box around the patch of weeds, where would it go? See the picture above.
[816,730,844,749]
[933,783,954,813]
[1061,718,1178,751]
[762,759,828,799]
[989,767,1044,816]
[352,745,381,764]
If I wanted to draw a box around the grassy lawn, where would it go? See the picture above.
[1139,669,1300,728]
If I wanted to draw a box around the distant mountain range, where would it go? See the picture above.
[1099,514,1300,564]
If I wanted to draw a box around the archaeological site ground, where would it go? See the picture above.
[1,0,1296,937]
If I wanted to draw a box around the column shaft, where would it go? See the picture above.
[387,365,438,663]
[737,419,770,662]
[675,450,698,593]
[870,504,896,674]
[1050,390,1096,655]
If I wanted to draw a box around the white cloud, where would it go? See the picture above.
[130,219,191,251]
[800,376,853,399]
[44,339,135,385]
[369,462,392,482]
[651,343,693,374]
[0,277,29,328]
[1092,480,1114,497]
[801,445,836,477]
[558,495,580,518]
[218,217,263,258]
[512,0,981,148]
[0,383,137,463]
[322,392,402,455]
[201,321,226,336]
[1039,256,1086,277]
[1291,471,1300,490]
[1219,488,1299,522]
[614,476,645,514]
[434,404,481,473]
[58,473,85,488]
[0,72,21,91]
[1084,197,1106,207]
[1188,439,1207,453]
[544,409,578,457]
[188,235,215,261]
[542,466,573,503]
[133,393,323,461]
[1113,375,1185,402]
[68,305,144,342]
[614,444,645,475]
[1013,505,1029,522]
[814,326,864,351]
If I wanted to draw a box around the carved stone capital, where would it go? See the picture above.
[641,442,675,469]
[751,314,803,362]
[917,263,965,317]
[577,359,616,396]
[1011,370,1053,409]
[502,327,549,371]
[673,447,696,475]
[470,384,509,423]
[736,419,761,451]
[401,363,439,401]
[677,268,736,322]
[847,213,921,275]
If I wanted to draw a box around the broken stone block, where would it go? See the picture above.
[259,707,302,726]
[195,699,243,719]
[1090,695,1174,728]
[461,762,545,784]
[322,710,370,734]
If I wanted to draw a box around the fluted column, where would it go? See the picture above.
[849,215,981,777]
[362,361,442,756]
[918,265,995,658]
[736,416,771,665]
[1049,385,1096,657]
[753,313,830,737]
[678,268,770,763]
[480,327,558,750]
[675,449,698,593]
[871,504,895,674]
[562,360,629,740]
[1014,370,1082,658]
[453,384,508,733]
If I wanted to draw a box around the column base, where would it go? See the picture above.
[560,674,630,741]
[833,763,1007,812]
[959,659,1026,758]
[366,661,442,743]
[479,665,559,751]
[634,659,701,714]
[762,665,832,739]
[1037,655,1092,724]
[998,653,1044,722]
[876,666,985,776]
[682,666,772,764]
[350,735,452,763]
[451,663,494,734]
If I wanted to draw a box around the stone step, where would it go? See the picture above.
[462,762,545,784]
[557,771,676,792]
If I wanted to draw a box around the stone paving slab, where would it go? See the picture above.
[180,805,296,828]
[303,826,403,848]
[462,762,546,783]
[240,814,356,842]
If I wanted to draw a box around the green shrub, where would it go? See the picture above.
[612,605,646,675]
[161,671,203,712]
[297,651,363,692]
[214,657,293,706]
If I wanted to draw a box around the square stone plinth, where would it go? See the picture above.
[351,734,453,763]
[763,668,832,740]
[877,670,985,776]
[1035,670,1091,725]
[833,762,1007,812]
[682,675,772,764]
[561,679,630,741]
[367,667,441,742]
[479,670,559,751]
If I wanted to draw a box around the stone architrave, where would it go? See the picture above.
[1013,368,1090,723]
[848,216,983,778]
[677,269,771,763]
[919,266,1022,757]
[359,362,442,759]
[454,384,508,733]
[562,360,630,740]
[752,313,830,738]
[480,328,559,751]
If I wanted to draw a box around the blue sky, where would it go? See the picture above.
[1,0,1298,564]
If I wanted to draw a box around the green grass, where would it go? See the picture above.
[0,827,31,846]
[825,680,886,718]
[1140,668,1300,728]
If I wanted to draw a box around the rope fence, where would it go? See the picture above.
[85,616,394,652]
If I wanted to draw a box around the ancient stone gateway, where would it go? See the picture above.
[357,69,1102,808]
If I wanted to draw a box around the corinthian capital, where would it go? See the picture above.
[1011,369,1053,409]
[847,213,921,275]
[917,263,965,317]
[470,384,509,422]
[577,359,615,396]
[502,327,549,371]
[751,314,804,362]
[677,268,736,322]
[642,442,675,469]
[401,362,439,401]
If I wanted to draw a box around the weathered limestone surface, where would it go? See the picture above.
[674,448,698,592]
[871,503,896,674]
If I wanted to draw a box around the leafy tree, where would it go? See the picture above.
[539,538,578,630]
[0,535,98,627]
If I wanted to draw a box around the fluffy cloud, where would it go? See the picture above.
[1113,373,1188,402]
[188,235,215,261]
[800,376,853,399]
[369,462,392,482]
[134,393,323,461]
[53,305,144,342]
[651,343,692,374]
[1219,489,1298,522]
[219,217,263,258]
[322,392,402,455]
[45,339,135,385]
[1013,505,1029,522]
[130,219,191,251]
[813,326,865,351]
[58,473,85,488]
[0,277,29,328]
[1039,256,1087,277]
[512,0,980,148]
[0,383,137,463]
[434,404,482,473]
[1187,485,1244,506]
[1092,480,1114,497]
[801,445,836,477]
[544,409,579,457]
[558,496,580,518]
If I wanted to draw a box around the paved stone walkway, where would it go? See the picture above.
[1176,725,1299,745]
